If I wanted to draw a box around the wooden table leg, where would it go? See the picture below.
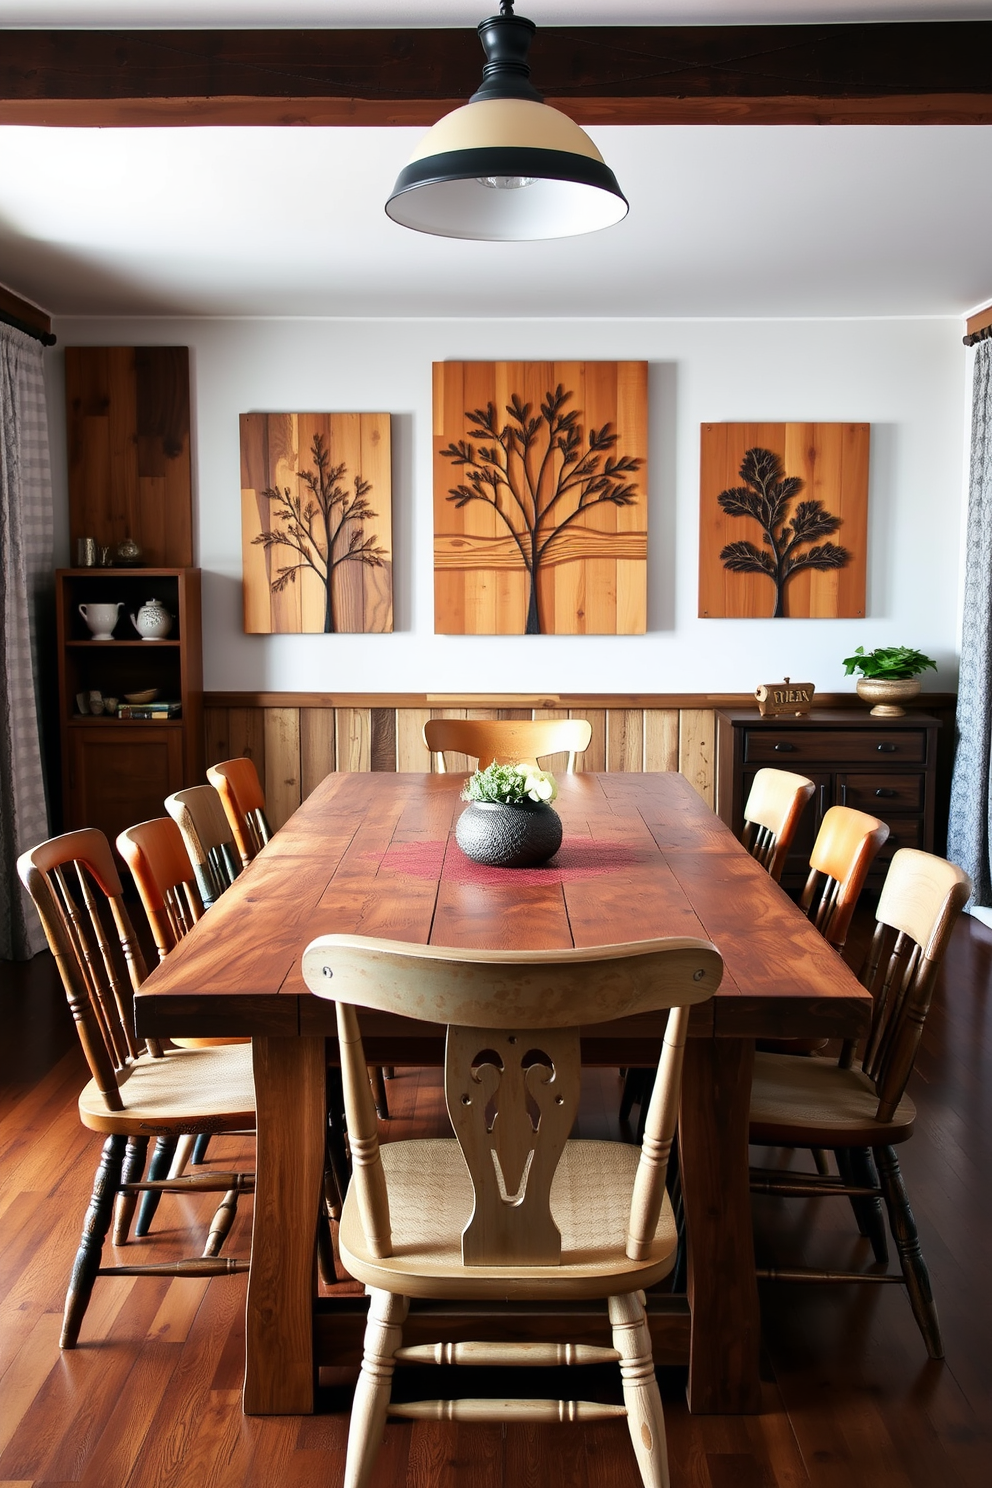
[244,1035,326,1414]
[678,1036,761,1414]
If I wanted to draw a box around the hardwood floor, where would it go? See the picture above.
[2,914,991,1487]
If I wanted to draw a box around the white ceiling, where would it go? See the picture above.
[1,4,990,321]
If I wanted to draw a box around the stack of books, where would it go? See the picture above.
[117,700,183,720]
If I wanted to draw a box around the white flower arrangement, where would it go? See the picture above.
[461,761,558,807]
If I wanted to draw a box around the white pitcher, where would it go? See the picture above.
[78,601,122,640]
[131,599,173,641]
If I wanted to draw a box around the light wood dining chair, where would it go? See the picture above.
[799,804,890,950]
[423,717,592,773]
[302,932,722,1488]
[206,756,272,869]
[741,767,816,883]
[17,828,255,1348]
[749,848,970,1357]
[165,783,241,908]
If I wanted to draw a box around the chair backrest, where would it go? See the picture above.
[800,805,890,949]
[302,934,721,1267]
[855,848,971,1121]
[741,768,816,883]
[116,816,204,960]
[164,785,241,909]
[206,757,272,869]
[17,829,160,1111]
[423,718,593,775]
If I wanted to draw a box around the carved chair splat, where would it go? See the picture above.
[302,933,722,1488]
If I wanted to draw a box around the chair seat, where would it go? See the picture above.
[77,1043,256,1135]
[749,1050,916,1147]
[340,1138,678,1301]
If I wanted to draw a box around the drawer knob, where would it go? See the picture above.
[773,742,795,752]
[877,743,897,753]
[875,788,896,797]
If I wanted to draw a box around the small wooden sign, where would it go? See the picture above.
[754,678,815,716]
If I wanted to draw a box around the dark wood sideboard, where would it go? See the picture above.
[715,707,940,893]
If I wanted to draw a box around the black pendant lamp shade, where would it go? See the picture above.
[385,2,628,241]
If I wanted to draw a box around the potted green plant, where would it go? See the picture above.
[455,762,563,868]
[842,645,937,717]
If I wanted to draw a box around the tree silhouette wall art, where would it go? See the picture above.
[241,412,392,634]
[434,362,647,635]
[698,422,869,620]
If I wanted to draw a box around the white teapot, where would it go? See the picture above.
[131,598,173,641]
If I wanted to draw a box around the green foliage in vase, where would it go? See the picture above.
[842,645,937,680]
[461,762,558,807]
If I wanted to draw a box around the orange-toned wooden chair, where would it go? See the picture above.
[116,815,251,1231]
[17,829,255,1348]
[206,756,272,870]
[740,767,816,883]
[164,784,241,908]
[302,932,722,1488]
[423,717,592,774]
[798,804,891,950]
[750,848,971,1357]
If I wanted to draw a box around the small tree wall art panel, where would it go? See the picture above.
[698,422,869,619]
[433,361,648,635]
[241,412,392,634]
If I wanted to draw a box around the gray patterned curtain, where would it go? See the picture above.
[0,322,53,958]
[948,339,992,908]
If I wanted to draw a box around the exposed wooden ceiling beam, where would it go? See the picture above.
[2,23,992,127]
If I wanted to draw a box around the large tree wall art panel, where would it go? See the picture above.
[698,422,869,619]
[433,361,648,635]
[241,412,392,634]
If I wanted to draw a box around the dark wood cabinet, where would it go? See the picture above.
[715,708,939,893]
[56,568,203,848]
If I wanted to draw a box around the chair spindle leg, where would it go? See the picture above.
[61,1133,126,1349]
[875,1145,943,1358]
[135,1135,177,1236]
[345,1289,409,1488]
[849,1146,888,1264]
[113,1133,149,1245]
[609,1291,670,1488]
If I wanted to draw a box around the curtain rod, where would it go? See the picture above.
[964,324,992,348]
[0,307,56,346]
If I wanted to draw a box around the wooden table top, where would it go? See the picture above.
[134,771,871,1044]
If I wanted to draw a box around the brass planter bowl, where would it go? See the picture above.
[856,677,922,717]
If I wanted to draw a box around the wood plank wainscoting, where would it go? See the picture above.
[201,692,957,843]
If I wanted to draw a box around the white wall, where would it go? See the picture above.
[47,314,968,695]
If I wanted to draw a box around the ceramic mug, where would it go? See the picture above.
[78,602,123,640]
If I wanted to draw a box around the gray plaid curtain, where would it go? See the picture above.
[0,322,53,958]
[948,339,992,908]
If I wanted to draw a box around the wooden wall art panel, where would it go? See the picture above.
[433,361,648,635]
[241,411,392,634]
[65,346,192,567]
[698,422,869,619]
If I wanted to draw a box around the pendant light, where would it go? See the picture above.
[385,1,628,242]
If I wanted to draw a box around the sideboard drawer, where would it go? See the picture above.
[838,774,924,812]
[743,729,927,765]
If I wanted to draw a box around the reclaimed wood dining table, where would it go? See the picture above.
[134,769,872,1417]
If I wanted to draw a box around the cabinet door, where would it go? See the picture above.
[66,726,185,847]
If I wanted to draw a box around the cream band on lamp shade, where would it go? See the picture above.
[385,2,628,242]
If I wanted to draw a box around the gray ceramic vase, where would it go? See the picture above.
[455,800,563,869]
